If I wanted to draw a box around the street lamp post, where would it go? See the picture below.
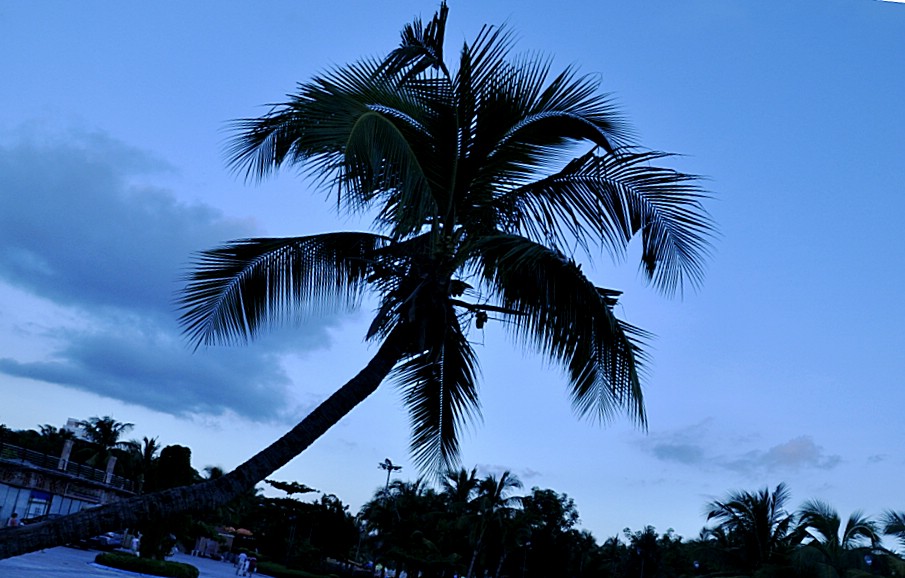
[378,458,402,497]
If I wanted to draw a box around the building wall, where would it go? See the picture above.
[0,451,134,523]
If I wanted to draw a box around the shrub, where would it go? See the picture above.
[95,552,200,578]
[257,560,337,578]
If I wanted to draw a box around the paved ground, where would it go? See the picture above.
[0,546,270,577]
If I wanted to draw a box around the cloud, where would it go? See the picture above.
[475,463,542,481]
[640,420,713,466]
[0,130,240,316]
[652,442,706,465]
[0,129,348,421]
[639,422,840,476]
[723,436,841,474]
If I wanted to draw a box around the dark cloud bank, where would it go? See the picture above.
[0,130,343,421]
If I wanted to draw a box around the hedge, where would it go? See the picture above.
[94,552,200,578]
[257,560,338,578]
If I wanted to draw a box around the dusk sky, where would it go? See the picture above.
[1,1,903,542]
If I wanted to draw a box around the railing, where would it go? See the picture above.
[0,442,134,492]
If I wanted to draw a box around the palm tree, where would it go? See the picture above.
[77,416,137,470]
[117,435,159,494]
[0,4,711,559]
[883,510,905,551]
[361,478,452,576]
[35,424,75,456]
[180,0,713,472]
[704,483,799,572]
[796,500,880,578]
[485,505,530,578]
[442,467,479,508]
[466,472,523,578]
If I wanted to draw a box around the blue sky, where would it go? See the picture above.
[1,1,903,542]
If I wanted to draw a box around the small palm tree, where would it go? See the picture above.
[796,500,880,578]
[704,483,799,572]
[466,471,523,578]
[122,435,160,493]
[361,478,450,575]
[442,467,479,508]
[0,3,712,558]
[77,416,137,470]
[883,510,905,551]
[35,424,74,456]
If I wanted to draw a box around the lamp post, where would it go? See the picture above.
[378,458,402,497]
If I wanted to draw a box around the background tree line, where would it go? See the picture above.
[5,421,905,577]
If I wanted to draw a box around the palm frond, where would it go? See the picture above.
[842,511,880,548]
[798,500,840,544]
[179,232,388,347]
[382,1,450,80]
[505,149,714,295]
[473,234,647,425]
[492,65,628,155]
[463,61,627,200]
[225,58,385,183]
[227,62,441,239]
[883,510,905,549]
[393,315,480,474]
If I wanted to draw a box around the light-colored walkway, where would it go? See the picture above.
[0,546,270,577]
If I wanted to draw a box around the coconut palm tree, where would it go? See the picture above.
[442,467,479,509]
[180,0,713,474]
[466,472,523,578]
[883,510,905,551]
[361,478,452,576]
[77,416,138,470]
[704,483,799,572]
[118,435,160,494]
[35,424,75,456]
[796,500,880,578]
[0,3,711,559]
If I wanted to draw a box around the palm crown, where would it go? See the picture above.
[179,2,713,473]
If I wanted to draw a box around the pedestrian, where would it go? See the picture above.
[236,551,248,575]
[5,513,20,527]
[247,556,257,575]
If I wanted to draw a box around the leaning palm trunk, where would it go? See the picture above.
[0,332,406,560]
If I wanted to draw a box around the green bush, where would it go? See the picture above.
[257,560,337,578]
[95,552,200,578]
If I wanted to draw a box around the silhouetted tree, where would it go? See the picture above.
[704,483,799,573]
[795,499,880,578]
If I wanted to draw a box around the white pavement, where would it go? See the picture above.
[0,546,271,577]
